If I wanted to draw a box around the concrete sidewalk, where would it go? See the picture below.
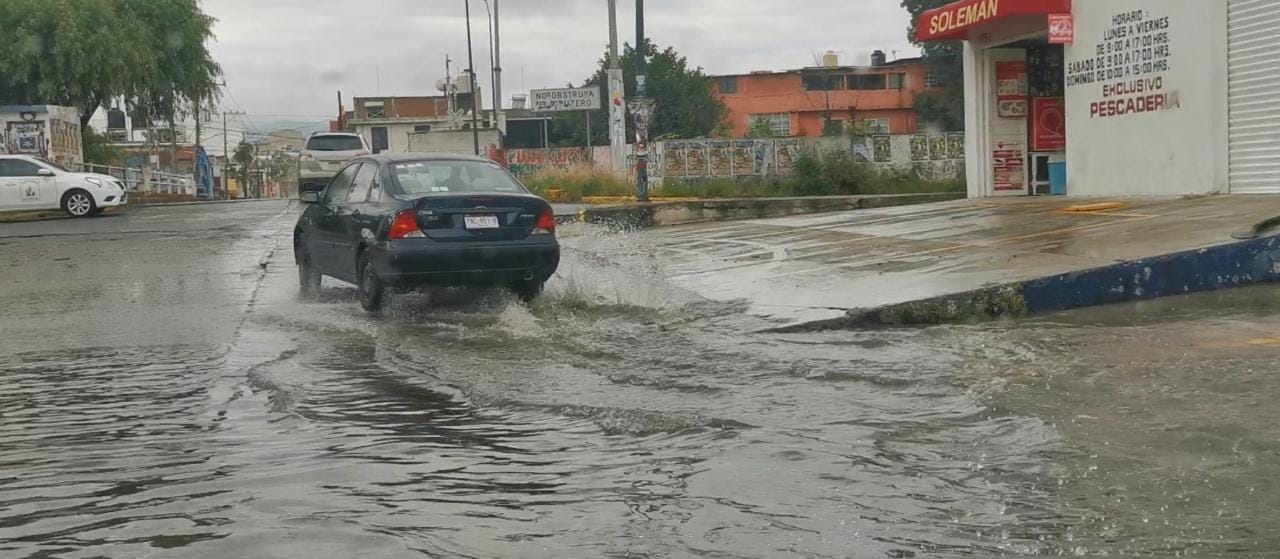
[651,196,1280,325]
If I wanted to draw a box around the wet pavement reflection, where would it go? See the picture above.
[1,210,1277,557]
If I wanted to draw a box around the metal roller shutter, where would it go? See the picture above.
[1229,0,1280,194]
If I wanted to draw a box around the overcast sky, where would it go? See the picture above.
[204,0,920,121]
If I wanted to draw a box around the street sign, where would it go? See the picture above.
[530,87,602,112]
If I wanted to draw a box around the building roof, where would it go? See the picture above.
[711,57,927,79]
[0,105,52,113]
[362,152,491,164]
[353,95,448,102]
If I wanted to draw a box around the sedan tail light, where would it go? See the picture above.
[532,208,556,235]
[389,210,425,239]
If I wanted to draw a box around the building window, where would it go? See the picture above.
[822,118,846,137]
[887,73,906,90]
[849,74,887,90]
[858,118,890,134]
[414,124,433,133]
[718,77,739,95]
[365,102,385,119]
[371,126,389,153]
[750,113,791,137]
[802,75,845,91]
[924,72,942,88]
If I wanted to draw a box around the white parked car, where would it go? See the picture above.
[0,155,128,217]
[297,133,370,194]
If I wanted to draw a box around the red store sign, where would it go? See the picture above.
[1048,13,1074,44]
[916,0,1073,42]
[1031,97,1066,151]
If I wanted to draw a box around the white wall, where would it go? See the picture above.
[408,129,501,155]
[1064,0,1228,196]
[357,122,415,154]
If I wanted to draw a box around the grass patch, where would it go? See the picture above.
[522,168,631,201]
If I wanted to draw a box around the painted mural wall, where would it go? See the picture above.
[0,106,84,166]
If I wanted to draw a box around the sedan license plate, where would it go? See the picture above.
[464,215,500,230]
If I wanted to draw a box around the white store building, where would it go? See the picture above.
[917,0,1280,197]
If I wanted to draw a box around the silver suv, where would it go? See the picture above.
[297,133,369,193]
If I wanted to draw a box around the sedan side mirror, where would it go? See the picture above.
[37,168,55,177]
[299,191,321,204]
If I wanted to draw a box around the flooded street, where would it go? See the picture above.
[1,202,1277,557]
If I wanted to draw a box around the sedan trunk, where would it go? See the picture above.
[410,194,551,242]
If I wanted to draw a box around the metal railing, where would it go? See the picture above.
[72,163,195,196]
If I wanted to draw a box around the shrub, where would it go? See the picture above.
[790,152,835,196]
[521,168,631,201]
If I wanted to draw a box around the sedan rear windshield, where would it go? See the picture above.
[305,135,364,151]
[391,160,526,195]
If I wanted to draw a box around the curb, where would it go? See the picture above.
[774,231,1280,331]
[134,198,291,208]
[0,211,67,224]
[565,193,963,229]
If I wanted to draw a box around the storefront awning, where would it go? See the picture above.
[916,0,1071,42]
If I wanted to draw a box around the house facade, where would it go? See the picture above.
[349,96,456,154]
[711,53,941,138]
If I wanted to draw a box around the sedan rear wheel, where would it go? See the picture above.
[62,190,96,218]
[357,252,386,312]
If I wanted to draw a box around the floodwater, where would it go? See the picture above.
[2,222,1278,558]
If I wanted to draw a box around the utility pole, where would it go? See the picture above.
[445,55,454,122]
[482,0,504,142]
[465,0,481,156]
[484,0,496,133]
[628,0,656,202]
[490,0,504,139]
[222,110,245,199]
[607,0,626,178]
[635,0,646,98]
[193,94,202,194]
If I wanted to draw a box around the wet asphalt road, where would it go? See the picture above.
[1,201,1278,558]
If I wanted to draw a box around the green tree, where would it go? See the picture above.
[549,40,727,146]
[0,0,221,131]
[82,128,123,166]
[117,0,222,134]
[233,142,255,197]
[0,0,150,128]
[745,118,775,138]
[901,0,965,130]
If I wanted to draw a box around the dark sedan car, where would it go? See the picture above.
[293,154,560,311]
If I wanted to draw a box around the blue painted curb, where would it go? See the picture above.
[774,233,1280,331]
[1022,234,1280,314]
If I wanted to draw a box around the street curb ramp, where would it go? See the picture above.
[573,193,962,230]
[775,231,1280,331]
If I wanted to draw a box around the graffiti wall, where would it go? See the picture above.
[659,138,799,179]
[655,135,962,181]
[506,147,590,178]
[866,132,967,182]
[500,133,966,183]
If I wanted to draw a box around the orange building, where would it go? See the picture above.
[712,53,940,138]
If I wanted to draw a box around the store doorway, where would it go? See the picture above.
[984,40,1066,196]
